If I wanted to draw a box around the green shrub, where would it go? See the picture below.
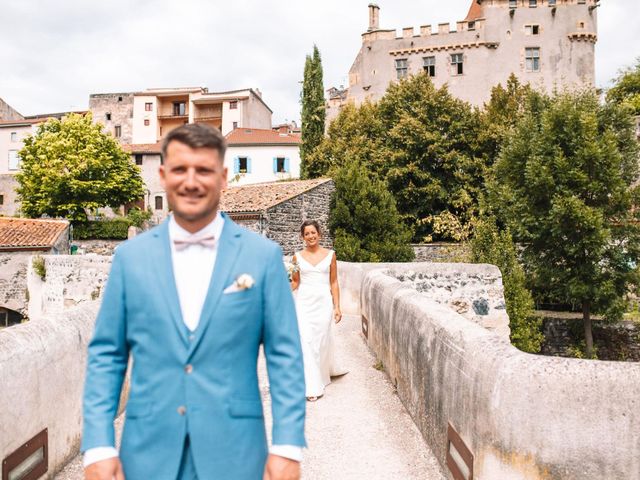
[73,218,132,240]
[126,207,152,228]
[32,255,46,280]
[470,217,543,353]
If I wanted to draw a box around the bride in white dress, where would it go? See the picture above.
[291,220,347,401]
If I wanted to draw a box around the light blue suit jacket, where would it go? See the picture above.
[82,214,306,480]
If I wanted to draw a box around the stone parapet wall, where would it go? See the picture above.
[542,317,640,361]
[0,303,100,477]
[72,239,122,256]
[0,254,29,314]
[411,243,469,262]
[349,265,640,479]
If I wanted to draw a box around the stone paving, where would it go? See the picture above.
[55,314,444,479]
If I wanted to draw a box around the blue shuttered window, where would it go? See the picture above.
[284,157,290,173]
[233,157,240,174]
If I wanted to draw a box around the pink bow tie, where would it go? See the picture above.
[173,234,216,251]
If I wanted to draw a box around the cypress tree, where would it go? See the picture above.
[300,45,326,178]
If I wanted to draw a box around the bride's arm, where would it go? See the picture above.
[329,253,342,323]
[290,254,300,291]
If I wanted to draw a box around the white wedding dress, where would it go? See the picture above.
[295,249,346,397]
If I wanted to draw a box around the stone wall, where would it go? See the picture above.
[0,254,29,314]
[0,97,23,121]
[0,303,100,478]
[0,173,20,216]
[342,264,640,479]
[72,239,122,255]
[542,317,640,361]
[265,180,334,255]
[89,93,134,144]
[411,243,469,262]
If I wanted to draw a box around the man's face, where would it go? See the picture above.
[160,140,228,230]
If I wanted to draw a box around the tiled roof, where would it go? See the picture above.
[226,128,301,146]
[0,217,69,250]
[220,178,332,213]
[122,142,163,154]
[465,0,484,21]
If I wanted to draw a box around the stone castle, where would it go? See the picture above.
[331,0,597,118]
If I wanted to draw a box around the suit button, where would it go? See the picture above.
[185,364,193,374]
[177,406,187,416]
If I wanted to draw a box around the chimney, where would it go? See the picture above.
[368,4,380,31]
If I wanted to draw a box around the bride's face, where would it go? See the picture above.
[302,226,320,247]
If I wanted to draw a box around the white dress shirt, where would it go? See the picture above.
[84,214,302,467]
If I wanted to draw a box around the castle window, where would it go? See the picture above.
[423,57,436,77]
[144,119,150,126]
[105,113,111,121]
[135,154,143,166]
[509,0,517,7]
[155,196,163,210]
[118,96,123,102]
[525,48,540,72]
[145,102,153,111]
[0,194,4,205]
[114,125,122,138]
[467,21,475,31]
[529,0,537,7]
[451,54,464,75]
[229,100,238,110]
[525,25,540,35]
[233,121,238,129]
[10,132,17,142]
[395,58,408,79]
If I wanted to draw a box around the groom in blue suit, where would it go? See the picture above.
[82,123,306,480]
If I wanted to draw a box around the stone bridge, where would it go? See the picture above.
[1,255,639,479]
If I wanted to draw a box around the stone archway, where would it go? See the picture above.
[0,306,24,328]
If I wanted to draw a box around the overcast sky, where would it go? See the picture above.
[1,0,638,124]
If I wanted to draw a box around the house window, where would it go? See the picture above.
[144,119,150,126]
[395,59,408,79]
[155,196,163,210]
[276,157,286,173]
[10,132,17,142]
[114,125,122,138]
[0,194,4,205]
[525,47,540,72]
[173,102,186,116]
[529,0,537,7]
[423,56,436,77]
[509,0,517,7]
[451,53,464,75]
[8,150,20,170]
[105,113,111,121]
[525,25,540,35]
[232,121,238,129]
[145,102,153,111]
[135,154,143,166]
[238,157,248,173]
[467,21,475,31]
[229,100,238,110]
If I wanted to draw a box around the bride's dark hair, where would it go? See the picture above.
[300,220,321,236]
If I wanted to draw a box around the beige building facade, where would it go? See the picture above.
[343,0,598,109]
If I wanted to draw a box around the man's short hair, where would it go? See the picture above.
[161,123,227,164]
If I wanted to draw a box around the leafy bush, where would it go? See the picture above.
[32,255,46,280]
[470,217,543,353]
[73,218,132,240]
[126,207,152,228]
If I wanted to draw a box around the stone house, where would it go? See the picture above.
[0,217,70,254]
[225,128,301,185]
[219,178,335,255]
[338,1,597,111]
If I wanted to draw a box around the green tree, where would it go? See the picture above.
[16,113,145,221]
[330,162,414,262]
[606,58,640,115]
[470,217,543,353]
[489,90,640,357]
[377,74,487,241]
[300,45,326,178]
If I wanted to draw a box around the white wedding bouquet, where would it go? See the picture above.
[284,260,300,282]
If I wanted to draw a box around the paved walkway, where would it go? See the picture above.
[56,314,444,479]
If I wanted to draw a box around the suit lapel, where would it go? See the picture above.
[152,220,189,346]
[187,214,243,358]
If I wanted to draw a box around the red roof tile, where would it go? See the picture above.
[226,128,301,146]
[220,178,332,213]
[122,142,163,154]
[465,0,484,21]
[0,217,69,250]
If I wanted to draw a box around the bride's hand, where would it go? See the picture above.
[333,308,342,324]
